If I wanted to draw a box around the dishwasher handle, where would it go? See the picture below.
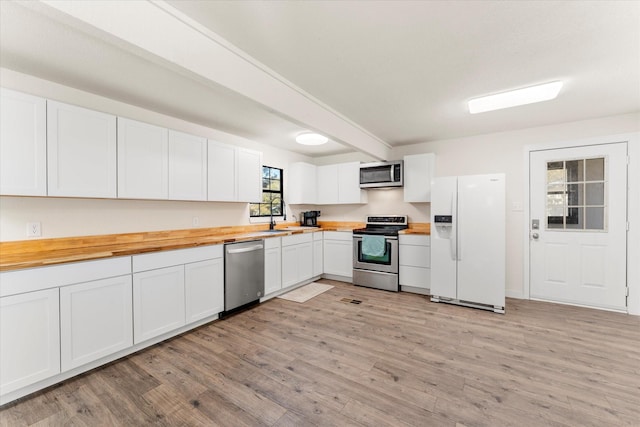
[227,244,264,254]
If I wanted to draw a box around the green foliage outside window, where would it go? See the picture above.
[250,166,283,217]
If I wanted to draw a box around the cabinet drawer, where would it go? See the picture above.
[399,245,430,268]
[133,245,222,272]
[323,231,352,241]
[282,233,313,247]
[399,266,431,289]
[0,257,132,298]
[399,235,430,246]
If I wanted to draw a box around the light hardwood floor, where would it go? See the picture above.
[2,280,639,426]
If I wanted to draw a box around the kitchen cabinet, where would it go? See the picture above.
[287,162,317,204]
[281,233,313,288]
[0,288,60,396]
[316,164,338,204]
[132,245,223,343]
[133,265,185,344]
[264,237,283,295]
[185,258,224,323]
[60,275,133,371]
[208,141,262,202]
[0,88,47,196]
[168,130,207,201]
[118,117,169,200]
[323,231,353,280]
[337,162,368,204]
[399,234,431,294]
[403,153,435,202]
[313,232,324,277]
[47,100,117,198]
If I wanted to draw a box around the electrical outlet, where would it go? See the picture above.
[27,222,41,237]
[192,216,200,227]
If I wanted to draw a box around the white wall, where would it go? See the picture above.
[390,113,640,308]
[0,69,311,240]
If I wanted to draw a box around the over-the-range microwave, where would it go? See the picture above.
[359,160,403,188]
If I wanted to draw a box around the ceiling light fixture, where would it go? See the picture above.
[468,81,563,114]
[295,132,328,146]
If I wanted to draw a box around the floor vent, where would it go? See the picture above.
[341,298,362,304]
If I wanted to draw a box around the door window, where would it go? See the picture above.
[546,157,606,230]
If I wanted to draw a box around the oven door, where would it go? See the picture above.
[353,235,398,274]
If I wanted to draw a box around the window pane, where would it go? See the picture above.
[262,167,270,178]
[262,193,273,204]
[565,160,583,182]
[249,204,260,216]
[547,163,565,184]
[270,168,280,179]
[566,207,583,229]
[548,216,564,228]
[586,207,604,230]
[566,183,583,206]
[262,178,270,190]
[585,182,604,205]
[259,204,271,216]
[267,180,279,191]
[585,158,604,181]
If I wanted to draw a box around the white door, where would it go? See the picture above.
[530,143,627,311]
[185,258,224,323]
[168,130,207,201]
[237,148,262,203]
[208,140,237,201]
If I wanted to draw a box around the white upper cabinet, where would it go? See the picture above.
[337,161,367,204]
[208,141,262,202]
[48,101,117,198]
[287,162,317,204]
[208,140,237,201]
[237,147,262,203]
[118,117,169,200]
[168,130,207,201]
[316,164,338,204]
[0,89,47,196]
[403,153,435,202]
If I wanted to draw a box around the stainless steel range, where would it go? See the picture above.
[352,215,408,292]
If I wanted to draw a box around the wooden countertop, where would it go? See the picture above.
[0,221,428,272]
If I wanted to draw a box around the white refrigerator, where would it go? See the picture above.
[430,174,506,313]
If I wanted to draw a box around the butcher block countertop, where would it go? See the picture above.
[0,221,428,272]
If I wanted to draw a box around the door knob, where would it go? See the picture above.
[531,232,539,240]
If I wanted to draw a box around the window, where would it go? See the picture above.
[250,166,283,217]
[546,157,606,230]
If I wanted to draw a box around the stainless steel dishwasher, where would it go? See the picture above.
[224,240,265,313]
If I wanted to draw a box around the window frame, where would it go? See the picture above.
[250,165,284,218]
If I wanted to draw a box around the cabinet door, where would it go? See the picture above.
[0,289,60,396]
[404,153,435,202]
[0,89,46,196]
[281,245,299,288]
[323,239,353,278]
[168,130,207,201]
[237,148,262,203]
[338,162,367,204]
[313,239,323,277]
[60,275,133,371]
[264,247,282,295]
[118,117,168,199]
[298,242,313,282]
[207,140,236,201]
[48,101,117,198]
[316,164,338,204]
[185,258,224,323]
[287,162,317,204]
[133,265,185,344]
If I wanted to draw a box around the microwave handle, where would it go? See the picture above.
[390,166,394,182]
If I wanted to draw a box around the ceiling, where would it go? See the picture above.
[1,1,639,158]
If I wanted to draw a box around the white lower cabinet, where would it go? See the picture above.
[399,235,431,292]
[323,231,353,279]
[60,275,133,371]
[133,265,186,344]
[185,258,224,323]
[0,288,60,396]
[281,234,313,288]
[264,237,282,295]
[313,232,323,277]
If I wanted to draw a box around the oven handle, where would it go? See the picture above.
[352,235,398,240]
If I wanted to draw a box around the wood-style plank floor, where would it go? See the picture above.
[2,280,639,426]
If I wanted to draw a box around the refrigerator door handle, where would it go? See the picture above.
[456,191,462,261]
[450,192,457,261]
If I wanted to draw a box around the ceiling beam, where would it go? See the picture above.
[40,0,391,160]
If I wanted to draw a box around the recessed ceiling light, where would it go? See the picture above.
[295,132,328,146]
[468,81,563,114]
